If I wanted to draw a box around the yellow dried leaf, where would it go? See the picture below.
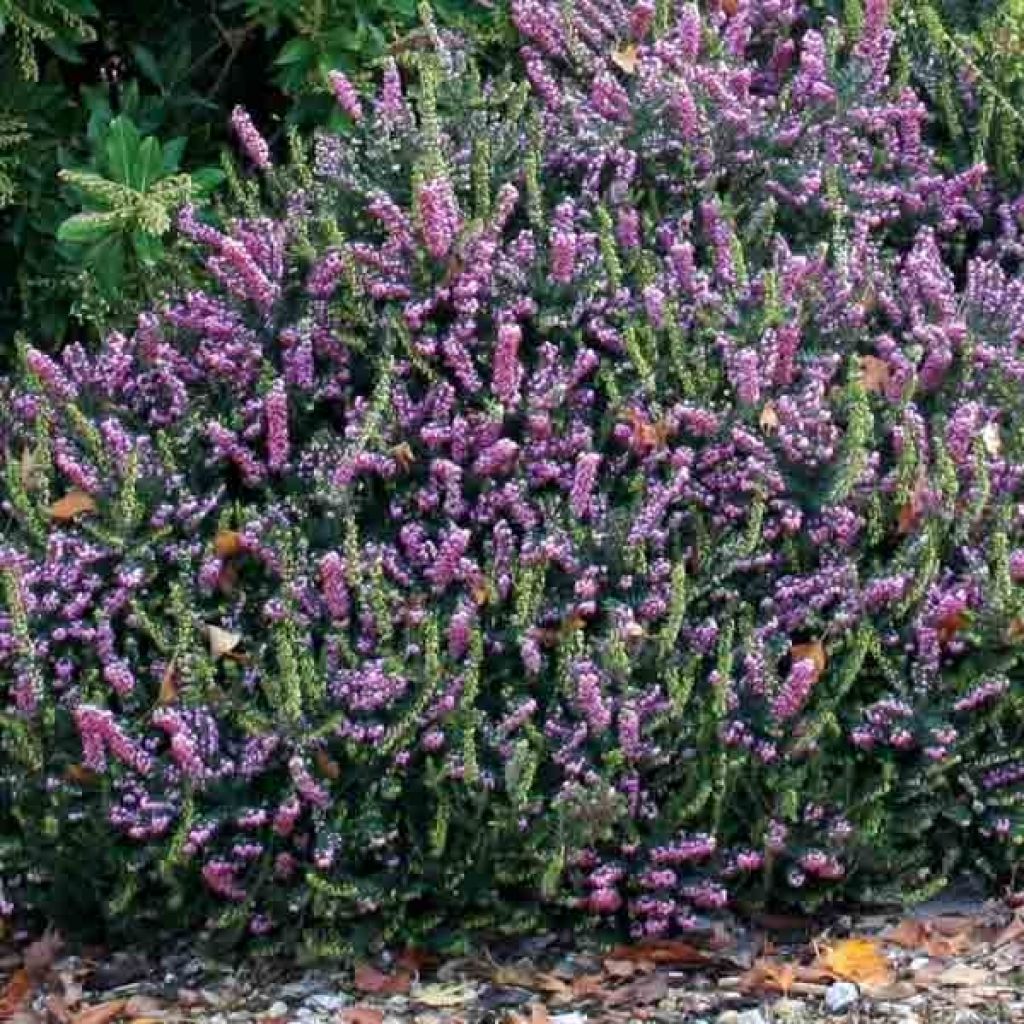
[982,422,1003,458]
[791,638,827,676]
[859,355,891,394]
[897,476,928,535]
[610,43,639,74]
[759,403,779,432]
[411,983,477,1007]
[70,1001,128,1024]
[64,764,97,785]
[819,938,891,986]
[314,749,340,780]
[213,530,244,558]
[206,625,241,659]
[50,489,97,522]
[391,442,415,472]
[158,661,178,705]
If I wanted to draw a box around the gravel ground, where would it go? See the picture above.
[2,896,1023,1024]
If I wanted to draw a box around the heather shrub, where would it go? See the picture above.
[2,0,1024,952]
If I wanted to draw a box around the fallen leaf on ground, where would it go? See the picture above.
[353,964,412,996]
[606,940,709,965]
[861,981,918,1000]
[412,983,476,1007]
[338,1008,383,1024]
[0,969,31,1018]
[122,996,162,1017]
[883,918,971,957]
[994,911,1024,948]
[603,974,667,1008]
[602,959,636,979]
[818,938,891,986]
[396,947,435,972]
[568,975,606,1002]
[50,490,97,523]
[44,994,71,1024]
[23,929,63,979]
[883,919,928,948]
[934,964,991,988]
[70,1001,127,1024]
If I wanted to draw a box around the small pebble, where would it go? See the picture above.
[736,1010,766,1024]
[267,1000,289,1018]
[824,981,859,1015]
[306,993,350,1012]
[772,998,807,1022]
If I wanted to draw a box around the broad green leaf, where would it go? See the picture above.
[130,44,164,89]
[104,116,142,186]
[275,37,315,66]
[57,212,119,244]
[137,136,163,192]
[87,232,126,292]
[190,167,226,195]
[131,229,164,266]
[161,137,187,174]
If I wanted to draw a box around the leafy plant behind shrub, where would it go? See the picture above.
[0,0,510,360]
[1,0,1023,952]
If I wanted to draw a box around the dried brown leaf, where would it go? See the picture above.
[934,964,991,988]
[44,994,71,1024]
[23,930,62,980]
[818,938,891,986]
[314,749,341,781]
[606,940,709,965]
[790,639,827,677]
[122,997,162,1018]
[0,970,31,1019]
[213,530,244,559]
[982,422,1003,458]
[50,490,97,523]
[391,443,415,473]
[69,1001,127,1024]
[883,919,928,949]
[859,355,891,394]
[338,1009,383,1024]
[602,959,637,979]
[994,911,1024,948]
[353,964,412,996]
[610,43,638,74]
[157,661,177,705]
[63,765,96,786]
[206,625,241,659]
[897,477,928,535]
[604,973,667,1008]
[936,610,970,646]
